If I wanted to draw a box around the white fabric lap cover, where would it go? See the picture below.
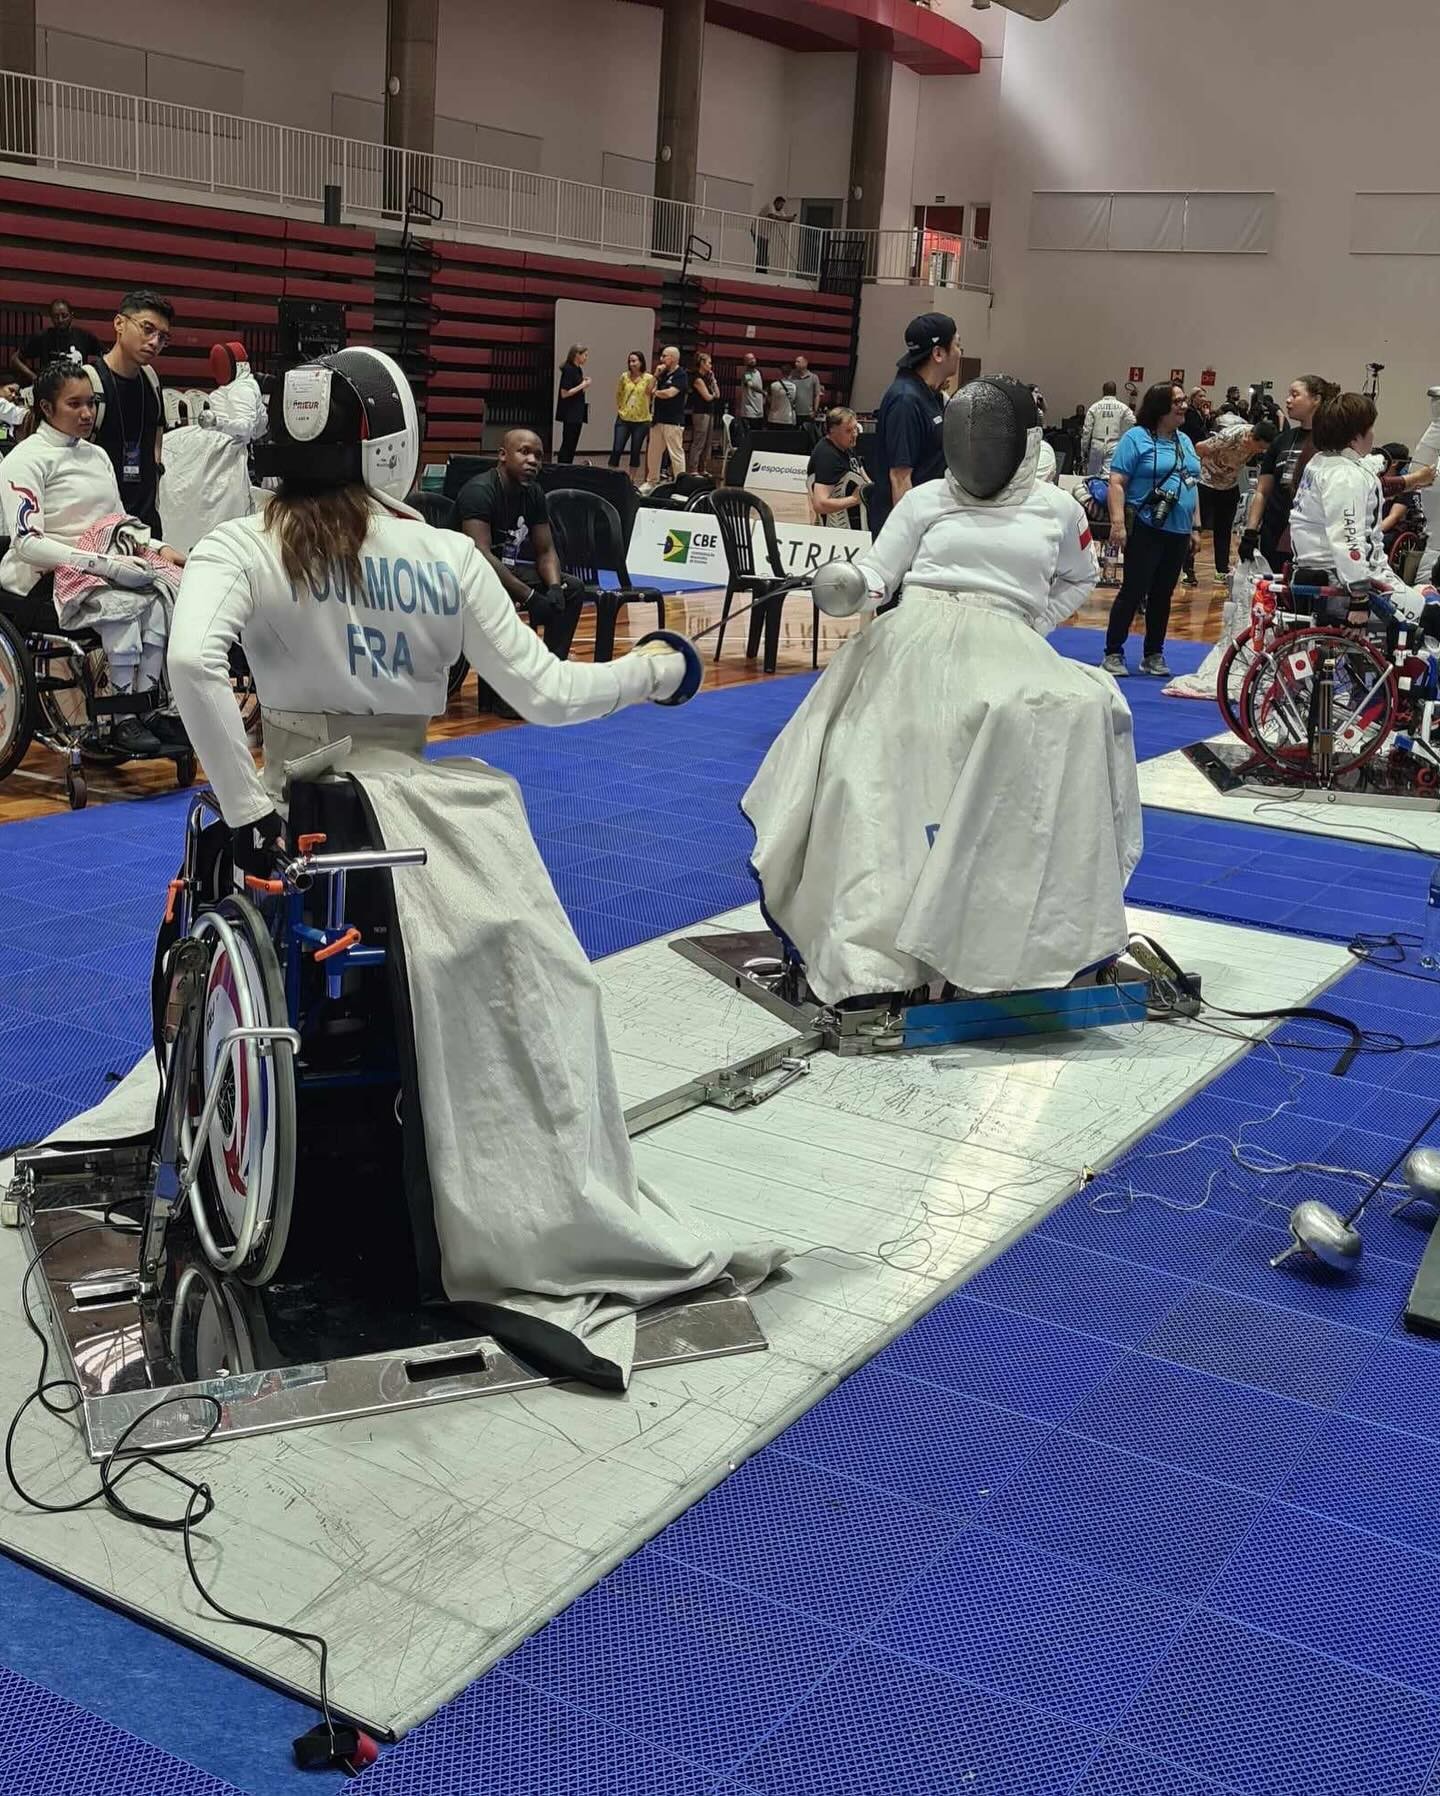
[744,592,1142,1002]
[355,747,785,1383]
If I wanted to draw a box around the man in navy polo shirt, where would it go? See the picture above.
[868,311,960,537]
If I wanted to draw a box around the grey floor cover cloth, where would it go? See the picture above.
[350,746,785,1385]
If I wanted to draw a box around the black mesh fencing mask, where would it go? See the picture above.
[943,376,1039,499]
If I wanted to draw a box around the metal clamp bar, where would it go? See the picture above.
[181,1024,301,1201]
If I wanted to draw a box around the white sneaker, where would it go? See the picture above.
[1140,652,1173,677]
[1102,652,1129,677]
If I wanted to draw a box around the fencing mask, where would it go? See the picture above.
[267,346,418,506]
[943,375,1039,501]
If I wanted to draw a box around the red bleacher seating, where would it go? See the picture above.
[0,177,375,386]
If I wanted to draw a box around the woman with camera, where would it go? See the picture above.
[1102,381,1202,678]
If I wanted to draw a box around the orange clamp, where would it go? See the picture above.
[244,875,285,896]
[314,926,361,964]
[296,832,327,853]
[164,878,185,924]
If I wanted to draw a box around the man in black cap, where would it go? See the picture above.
[868,311,960,536]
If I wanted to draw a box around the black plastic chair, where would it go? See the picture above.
[545,488,666,662]
[646,472,715,510]
[702,488,796,674]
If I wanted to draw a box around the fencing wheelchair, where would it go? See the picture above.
[144,782,428,1294]
[0,569,201,808]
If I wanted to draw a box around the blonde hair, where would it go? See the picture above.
[265,484,371,590]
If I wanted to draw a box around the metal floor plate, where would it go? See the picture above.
[22,1196,767,1460]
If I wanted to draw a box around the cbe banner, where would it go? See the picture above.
[628,508,872,584]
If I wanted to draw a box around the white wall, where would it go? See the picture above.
[987,0,1440,445]
[853,282,990,410]
[37,0,385,131]
[783,52,854,203]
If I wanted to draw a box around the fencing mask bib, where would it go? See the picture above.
[943,375,1039,501]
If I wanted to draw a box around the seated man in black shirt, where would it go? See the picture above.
[806,407,869,530]
[88,288,173,535]
[455,428,586,710]
[11,298,100,385]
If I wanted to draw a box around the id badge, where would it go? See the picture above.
[123,440,141,484]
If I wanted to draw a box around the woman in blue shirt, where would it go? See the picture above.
[1103,381,1201,677]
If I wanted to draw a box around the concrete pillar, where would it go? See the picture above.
[0,0,38,162]
[653,0,704,254]
[846,38,892,238]
[384,0,437,213]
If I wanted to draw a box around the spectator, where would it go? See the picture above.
[790,355,822,424]
[1103,381,1202,679]
[737,352,765,425]
[555,344,590,465]
[608,349,653,476]
[1220,384,1249,422]
[752,195,796,273]
[645,346,687,488]
[1184,388,1213,446]
[12,299,100,385]
[806,407,868,529]
[89,289,172,535]
[1239,374,1337,571]
[868,311,959,536]
[1081,381,1136,476]
[455,428,586,702]
[688,351,721,471]
[1195,415,1278,579]
[766,368,797,426]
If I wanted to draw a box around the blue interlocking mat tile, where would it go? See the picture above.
[979,1428,1262,1601]
[871,1526,1186,1730]
[1140,1281,1382,1406]
[1066,1352,1327,1493]
[873,1295,1125,1423]
[1281,1410,1440,1557]
[732,1643,1096,1796]
[501,1551,846,1773]
[961,1232,1193,1345]
[772,1360,1048,1517]
[349,1671,715,1796]
[652,1449,961,1634]
[0,1664,247,1796]
[1071,1742,1248,1796]
[1037,1180,1250,1277]
[1118,1609,1440,1796]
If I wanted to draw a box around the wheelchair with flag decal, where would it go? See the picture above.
[1217,575,1440,789]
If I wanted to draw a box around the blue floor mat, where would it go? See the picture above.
[7,647,1440,1794]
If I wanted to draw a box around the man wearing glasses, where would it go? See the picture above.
[89,289,174,533]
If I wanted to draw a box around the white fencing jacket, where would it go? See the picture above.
[1081,396,1136,474]
[1288,448,1423,615]
[167,501,685,827]
[0,422,163,593]
[862,466,1098,637]
[161,364,269,553]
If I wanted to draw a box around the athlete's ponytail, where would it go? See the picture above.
[1297,374,1341,408]
[16,358,90,442]
[1311,390,1377,453]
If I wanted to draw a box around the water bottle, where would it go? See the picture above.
[1424,864,1440,969]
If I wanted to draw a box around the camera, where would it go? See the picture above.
[1148,488,1177,527]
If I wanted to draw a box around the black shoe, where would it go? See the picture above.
[111,717,164,757]
[145,711,191,750]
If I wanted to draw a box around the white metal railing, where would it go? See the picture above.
[0,68,990,292]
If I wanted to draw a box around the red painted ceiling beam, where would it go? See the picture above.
[622,0,982,75]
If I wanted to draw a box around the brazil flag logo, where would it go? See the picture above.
[663,528,691,564]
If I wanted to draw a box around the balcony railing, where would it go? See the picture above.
[0,69,990,293]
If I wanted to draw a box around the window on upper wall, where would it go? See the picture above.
[972,205,991,242]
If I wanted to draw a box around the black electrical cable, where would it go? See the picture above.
[4,1221,363,1775]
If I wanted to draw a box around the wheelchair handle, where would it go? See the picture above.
[281,846,428,888]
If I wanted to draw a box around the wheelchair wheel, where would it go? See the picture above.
[229,646,260,741]
[174,751,197,789]
[184,895,297,1286]
[65,767,87,810]
[0,615,35,781]
[1214,626,1255,742]
[1238,626,1395,775]
[446,654,469,701]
